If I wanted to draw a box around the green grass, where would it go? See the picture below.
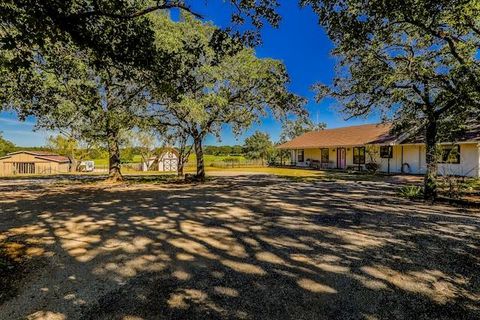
[203,166,321,176]
[91,158,108,166]
[187,154,246,164]
[90,154,246,167]
[196,166,387,182]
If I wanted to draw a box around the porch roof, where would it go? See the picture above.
[277,123,396,149]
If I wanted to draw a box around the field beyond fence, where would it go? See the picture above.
[91,155,266,173]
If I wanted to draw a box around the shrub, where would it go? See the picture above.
[398,185,423,199]
[365,162,380,173]
[439,175,467,199]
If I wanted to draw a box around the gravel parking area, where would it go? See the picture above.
[0,175,479,319]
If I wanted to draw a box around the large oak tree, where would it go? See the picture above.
[306,0,480,199]
[148,16,306,181]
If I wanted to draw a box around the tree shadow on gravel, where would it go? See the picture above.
[0,175,479,320]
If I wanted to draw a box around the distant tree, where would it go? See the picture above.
[244,131,275,165]
[203,145,244,156]
[309,0,480,200]
[132,131,158,170]
[47,134,91,172]
[164,128,193,177]
[232,145,244,155]
[0,132,15,157]
[280,117,326,143]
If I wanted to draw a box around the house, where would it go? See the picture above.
[277,123,480,177]
[0,151,71,176]
[142,148,179,172]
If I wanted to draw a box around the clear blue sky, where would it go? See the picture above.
[0,2,379,147]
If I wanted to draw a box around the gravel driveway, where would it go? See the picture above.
[0,175,479,320]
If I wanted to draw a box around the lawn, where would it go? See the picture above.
[0,175,478,319]
[91,154,247,167]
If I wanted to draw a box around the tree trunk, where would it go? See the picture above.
[70,158,78,173]
[177,159,184,177]
[424,116,438,200]
[107,129,123,182]
[194,135,205,182]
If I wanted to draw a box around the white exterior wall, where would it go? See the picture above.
[289,143,480,177]
[400,145,423,174]
[437,143,479,177]
[376,146,399,173]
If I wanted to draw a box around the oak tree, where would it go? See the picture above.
[307,0,480,199]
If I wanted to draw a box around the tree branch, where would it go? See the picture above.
[69,2,203,20]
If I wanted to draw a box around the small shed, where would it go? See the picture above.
[0,151,71,176]
[143,148,180,172]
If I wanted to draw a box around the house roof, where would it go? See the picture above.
[277,123,396,149]
[1,151,71,163]
[402,122,480,144]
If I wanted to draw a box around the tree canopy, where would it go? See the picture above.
[308,0,480,199]
[1,0,282,73]
[280,118,326,143]
[1,11,305,181]
[3,34,160,181]
[243,131,275,164]
[0,132,15,157]
[147,15,306,180]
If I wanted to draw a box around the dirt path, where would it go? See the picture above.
[0,175,479,319]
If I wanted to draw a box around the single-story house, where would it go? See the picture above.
[142,148,179,172]
[0,151,71,176]
[277,123,480,177]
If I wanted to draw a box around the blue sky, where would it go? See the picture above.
[0,2,379,147]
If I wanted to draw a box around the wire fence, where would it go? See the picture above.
[186,159,265,169]
[93,159,267,173]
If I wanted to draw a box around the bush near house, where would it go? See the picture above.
[398,185,424,200]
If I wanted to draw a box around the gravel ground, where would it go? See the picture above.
[0,175,479,320]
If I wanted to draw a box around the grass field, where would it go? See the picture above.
[202,166,322,176]
[91,154,247,167]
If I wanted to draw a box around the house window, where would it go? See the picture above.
[321,148,329,163]
[353,147,366,164]
[440,145,460,164]
[297,150,304,162]
[380,146,393,158]
[14,162,35,174]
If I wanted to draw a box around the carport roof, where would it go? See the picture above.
[277,123,397,149]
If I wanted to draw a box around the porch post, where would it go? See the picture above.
[478,144,480,178]
[401,146,404,173]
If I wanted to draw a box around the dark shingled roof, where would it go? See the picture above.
[277,123,397,149]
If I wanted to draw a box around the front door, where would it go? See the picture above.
[336,148,346,169]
